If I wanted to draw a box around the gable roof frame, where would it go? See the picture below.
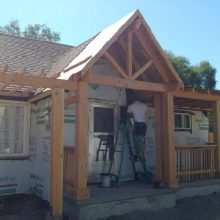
[60,10,183,91]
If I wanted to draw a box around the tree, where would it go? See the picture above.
[0,19,60,42]
[165,51,216,89]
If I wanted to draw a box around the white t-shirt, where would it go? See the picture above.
[127,101,148,123]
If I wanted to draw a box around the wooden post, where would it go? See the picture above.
[212,100,220,175]
[50,88,64,217]
[154,94,163,178]
[161,92,178,187]
[73,81,90,200]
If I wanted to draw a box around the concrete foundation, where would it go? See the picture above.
[64,179,220,220]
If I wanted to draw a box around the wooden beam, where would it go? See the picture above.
[104,51,128,79]
[29,90,52,103]
[174,90,220,101]
[212,101,220,176]
[50,88,64,217]
[132,60,152,80]
[0,71,78,90]
[154,94,163,178]
[161,92,178,187]
[73,81,90,200]
[128,32,133,79]
[135,31,170,84]
[4,68,27,95]
[86,73,168,92]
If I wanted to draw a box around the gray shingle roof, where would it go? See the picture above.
[48,35,97,77]
[0,33,97,78]
[0,33,73,76]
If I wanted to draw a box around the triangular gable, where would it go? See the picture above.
[59,10,183,87]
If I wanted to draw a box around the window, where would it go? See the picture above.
[93,107,114,134]
[0,101,30,157]
[174,113,191,130]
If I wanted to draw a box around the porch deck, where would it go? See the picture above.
[63,179,220,220]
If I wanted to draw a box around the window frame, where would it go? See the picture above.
[174,112,192,131]
[0,100,30,158]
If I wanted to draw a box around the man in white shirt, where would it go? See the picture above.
[127,94,148,156]
[127,98,148,137]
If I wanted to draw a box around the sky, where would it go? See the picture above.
[1,0,220,88]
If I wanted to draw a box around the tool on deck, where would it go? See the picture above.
[108,116,153,186]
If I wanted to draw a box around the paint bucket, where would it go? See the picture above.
[100,173,112,188]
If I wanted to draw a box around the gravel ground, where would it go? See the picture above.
[102,192,220,220]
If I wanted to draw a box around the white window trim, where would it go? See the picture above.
[175,112,191,130]
[0,100,30,158]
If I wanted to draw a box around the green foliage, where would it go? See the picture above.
[0,19,60,42]
[165,51,216,89]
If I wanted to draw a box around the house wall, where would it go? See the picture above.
[29,95,75,201]
[0,160,31,196]
[174,110,209,145]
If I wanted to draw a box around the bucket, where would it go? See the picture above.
[100,173,112,188]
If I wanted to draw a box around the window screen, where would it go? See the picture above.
[94,107,114,133]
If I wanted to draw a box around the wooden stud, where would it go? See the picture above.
[212,100,220,176]
[132,60,152,80]
[50,88,64,217]
[161,92,178,187]
[104,51,128,79]
[73,81,90,200]
[154,94,163,178]
[86,73,168,92]
[128,32,133,79]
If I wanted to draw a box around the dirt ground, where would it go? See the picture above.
[103,192,220,220]
[0,194,49,220]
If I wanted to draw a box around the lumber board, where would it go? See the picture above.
[50,88,64,216]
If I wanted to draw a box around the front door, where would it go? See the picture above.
[88,101,118,183]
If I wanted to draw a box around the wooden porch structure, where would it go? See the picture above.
[61,10,184,199]
[174,88,220,182]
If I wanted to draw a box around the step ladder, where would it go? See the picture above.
[108,116,153,186]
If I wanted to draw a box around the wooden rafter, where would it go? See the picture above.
[134,30,170,83]
[127,32,133,79]
[104,51,128,79]
[29,90,52,102]
[132,60,152,80]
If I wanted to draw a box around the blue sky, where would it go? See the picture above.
[1,0,220,88]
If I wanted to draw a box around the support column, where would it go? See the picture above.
[212,100,220,175]
[154,94,163,178]
[161,92,178,187]
[73,81,90,200]
[50,88,64,217]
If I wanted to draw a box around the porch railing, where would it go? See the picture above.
[176,145,217,182]
[63,146,75,192]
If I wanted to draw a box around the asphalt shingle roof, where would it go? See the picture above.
[0,33,97,77]
[0,33,74,76]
